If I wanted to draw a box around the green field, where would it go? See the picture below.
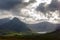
[0,31,60,40]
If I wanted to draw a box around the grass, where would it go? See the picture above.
[0,32,59,40]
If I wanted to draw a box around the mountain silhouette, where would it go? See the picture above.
[55,24,60,32]
[0,17,31,32]
[27,22,57,32]
[0,18,10,25]
[0,17,59,33]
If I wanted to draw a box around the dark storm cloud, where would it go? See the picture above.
[11,0,36,16]
[0,0,36,10]
[0,0,36,16]
[36,3,46,13]
[48,0,58,12]
[0,0,22,10]
[36,0,59,13]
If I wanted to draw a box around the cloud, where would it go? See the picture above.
[48,0,58,12]
[36,3,46,13]
[0,0,23,17]
[0,0,59,17]
[36,0,60,12]
[0,0,30,17]
[0,0,22,10]
[0,0,60,24]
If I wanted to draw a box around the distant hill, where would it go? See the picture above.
[27,22,57,32]
[55,24,60,32]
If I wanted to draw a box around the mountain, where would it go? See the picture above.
[27,22,57,32]
[41,25,60,39]
[0,18,11,25]
[55,24,60,32]
[0,17,31,32]
[0,17,58,33]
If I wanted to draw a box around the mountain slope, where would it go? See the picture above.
[27,22,57,32]
[0,17,31,32]
[0,18,11,25]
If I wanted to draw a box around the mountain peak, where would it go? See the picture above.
[11,17,22,23]
[0,17,31,32]
[12,17,19,20]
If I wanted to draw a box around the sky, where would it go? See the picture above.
[0,0,60,24]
